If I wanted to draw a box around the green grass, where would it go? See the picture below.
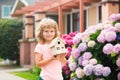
[11,71,39,80]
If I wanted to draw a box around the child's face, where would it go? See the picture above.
[43,27,56,43]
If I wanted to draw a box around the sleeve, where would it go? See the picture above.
[34,44,42,54]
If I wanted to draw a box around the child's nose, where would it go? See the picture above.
[48,32,51,34]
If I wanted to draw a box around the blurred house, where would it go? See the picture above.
[0,0,16,19]
[11,0,120,67]
[0,0,41,19]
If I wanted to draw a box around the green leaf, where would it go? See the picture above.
[90,30,101,41]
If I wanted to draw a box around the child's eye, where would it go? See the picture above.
[45,31,48,32]
[51,31,54,32]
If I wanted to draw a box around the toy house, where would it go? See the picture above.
[50,37,67,55]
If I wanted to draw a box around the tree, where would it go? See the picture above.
[0,19,23,65]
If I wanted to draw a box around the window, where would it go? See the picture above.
[2,5,12,18]
[98,6,102,23]
[46,15,58,23]
[67,14,71,34]
[84,10,87,30]
[72,11,87,32]
[72,12,79,32]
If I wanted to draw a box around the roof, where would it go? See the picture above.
[11,0,101,17]
[10,0,28,16]
[10,0,40,16]
[50,37,66,48]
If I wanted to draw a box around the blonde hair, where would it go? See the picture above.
[36,17,59,44]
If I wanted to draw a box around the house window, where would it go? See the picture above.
[98,6,102,23]
[84,10,87,30]
[67,14,71,34]
[72,12,79,32]
[2,5,12,18]
[46,15,58,23]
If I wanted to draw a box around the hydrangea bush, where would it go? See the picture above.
[62,32,78,59]
[68,14,120,80]
[62,32,78,80]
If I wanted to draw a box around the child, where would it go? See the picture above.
[34,17,66,80]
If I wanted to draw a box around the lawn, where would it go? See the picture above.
[11,71,39,80]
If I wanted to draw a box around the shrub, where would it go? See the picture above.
[0,19,23,65]
[68,14,120,80]
[62,32,78,80]
[29,65,41,75]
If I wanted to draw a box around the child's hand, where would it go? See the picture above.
[60,53,67,65]
[51,54,60,60]
[60,53,66,58]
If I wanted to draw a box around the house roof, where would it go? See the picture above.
[10,0,28,16]
[50,37,66,48]
[10,0,39,16]
[11,0,101,17]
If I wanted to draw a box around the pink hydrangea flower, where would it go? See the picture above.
[67,47,72,51]
[75,67,84,78]
[69,32,78,37]
[73,37,80,44]
[73,33,81,44]
[65,70,71,75]
[115,23,120,32]
[82,52,92,60]
[97,33,105,43]
[117,72,120,80]
[109,14,120,21]
[66,39,73,45]
[82,60,89,66]
[78,56,83,66]
[102,67,111,77]
[73,49,80,59]
[62,65,68,70]
[106,26,117,32]
[113,44,120,54]
[103,43,114,55]
[66,35,72,40]
[83,64,94,76]
[78,43,87,52]
[89,58,97,65]
[73,78,79,80]
[62,34,68,39]
[97,35,105,43]
[93,64,103,76]
[68,62,77,71]
[66,51,71,58]
[104,31,116,42]
[116,58,120,67]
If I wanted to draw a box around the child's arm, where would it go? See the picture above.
[60,53,67,65]
[34,52,52,68]
[34,52,59,68]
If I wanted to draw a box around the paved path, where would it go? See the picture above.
[0,68,29,80]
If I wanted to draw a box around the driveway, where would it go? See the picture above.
[0,68,29,80]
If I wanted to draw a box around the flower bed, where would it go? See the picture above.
[62,32,78,80]
[68,14,120,80]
